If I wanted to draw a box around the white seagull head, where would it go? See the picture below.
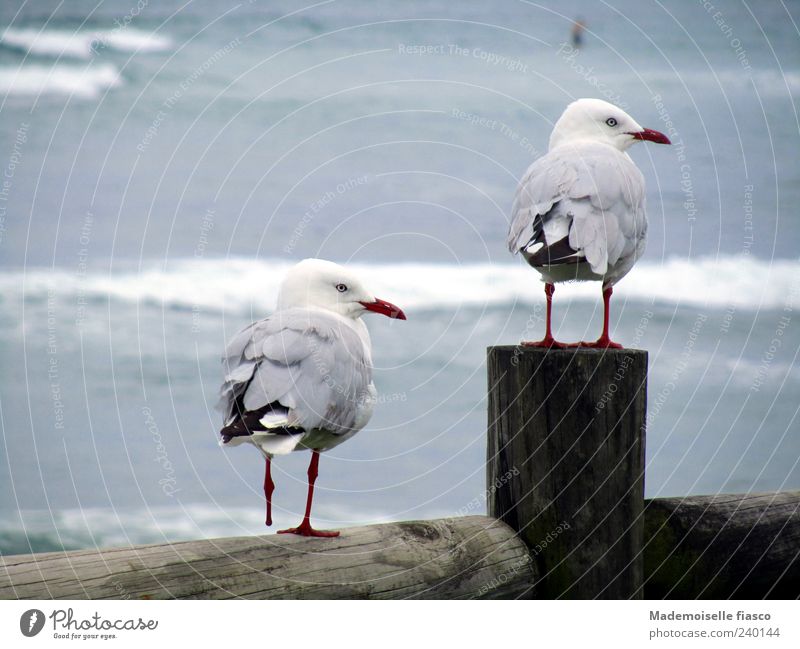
[277,258,407,321]
[548,98,671,152]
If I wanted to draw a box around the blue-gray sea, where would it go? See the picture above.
[0,0,798,554]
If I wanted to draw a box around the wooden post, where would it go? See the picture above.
[0,516,533,600]
[644,491,800,599]
[487,346,647,599]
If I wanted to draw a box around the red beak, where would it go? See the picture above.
[360,298,407,320]
[630,128,671,145]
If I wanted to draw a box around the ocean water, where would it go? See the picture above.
[0,0,798,554]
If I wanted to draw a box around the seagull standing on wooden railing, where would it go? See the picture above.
[217,259,406,537]
[507,98,671,348]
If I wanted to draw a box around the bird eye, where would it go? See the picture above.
[606,117,618,127]
[335,283,348,293]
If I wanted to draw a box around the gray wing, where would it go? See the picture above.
[507,141,646,276]
[217,309,373,437]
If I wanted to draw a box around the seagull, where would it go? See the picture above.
[216,258,406,537]
[507,98,670,348]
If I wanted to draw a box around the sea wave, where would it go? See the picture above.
[1,27,171,59]
[1,255,797,313]
[1,503,398,553]
[0,62,122,98]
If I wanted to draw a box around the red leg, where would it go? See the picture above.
[278,451,340,538]
[522,283,566,348]
[578,286,623,349]
[263,457,274,527]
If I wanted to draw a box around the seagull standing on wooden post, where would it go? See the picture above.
[217,259,406,537]
[507,98,671,348]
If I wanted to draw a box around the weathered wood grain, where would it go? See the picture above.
[0,516,534,600]
[487,346,647,599]
[644,491,800,599]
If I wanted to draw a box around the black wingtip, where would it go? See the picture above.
[527,235,582,267]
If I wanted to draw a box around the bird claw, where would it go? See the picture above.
[594,341,623,349]
[277,523,340,538]
[567,339,624,349]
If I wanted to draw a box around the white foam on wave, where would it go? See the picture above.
[0,62,122,98]
[1,27,171,60]
[1,255,797,313]
[3,502,398,551]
